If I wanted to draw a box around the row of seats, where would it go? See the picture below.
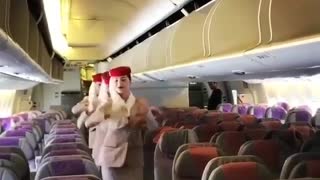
[161,105,316,128]
[154,128,320,180]
[35,120,101,180]
[218,102,316,124]
[0,109,101,180]
[0,110,59,179]
[147,104,320,180]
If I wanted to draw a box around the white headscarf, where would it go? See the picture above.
[88,81,100,112]
[98,79,110,105]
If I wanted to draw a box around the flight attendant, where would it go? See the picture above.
[86,73,102,149]
[86,71,111,165]
[71,96,89,128]
[71,73,101,128]
[86,66,149,180]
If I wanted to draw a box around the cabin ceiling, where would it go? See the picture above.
[55,0,189,61]
[41,0,320,83]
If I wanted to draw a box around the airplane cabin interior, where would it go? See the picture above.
[0,0,320,180]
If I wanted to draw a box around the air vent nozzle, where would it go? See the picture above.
[232,70,246,76]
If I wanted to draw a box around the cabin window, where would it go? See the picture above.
[264,78,320,115]
[0,90,16,118]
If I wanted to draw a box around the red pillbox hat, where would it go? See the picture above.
[101,71,110,85]
[92,73,102,83]
[109,66,131,78]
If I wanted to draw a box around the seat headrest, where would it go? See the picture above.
[159,129,198,158]
[202,155,264,180]
[175,146,221,178]
[209,162,272,180]
[286,110,312,124]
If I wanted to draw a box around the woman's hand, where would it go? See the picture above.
[101,100,113,114]
[104,114,110,119]
[85,110,94,116]
[128,98,149,128]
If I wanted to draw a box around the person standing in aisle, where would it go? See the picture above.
[86,73,102,150]
[86,71,111,166]
[207,82,222,110]
[86,66,149,180]
[71,73,101,144]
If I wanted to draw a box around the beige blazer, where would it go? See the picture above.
[85,107,104,149]
[95,98,149,167]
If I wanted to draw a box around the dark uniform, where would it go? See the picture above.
[208,88,222,110]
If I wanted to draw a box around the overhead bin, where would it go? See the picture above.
[28,15,39,64]
[57,61,64,80]
[169,9,208,65]
[9,0,30,53]
[245,0,320,72]
[205,0,262,56]
[269,0,320,43]
[120,50,133,68]
[51,57,64,80]
[111,37,154,73]
[0,73,39,90]
[37,35,52,75]
[109,0,320,82]
[0,29,51,82]
[40,42,52,75]
[0,0,57,83]
[51,58,58,79]
[131,37,153,73]
[0,0,6,30]
[169,0,192,6]
[38,38,45,71]
[147,27,174,70]
[109,51,131,68]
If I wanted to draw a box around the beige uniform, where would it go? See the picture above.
[86,93,148,180]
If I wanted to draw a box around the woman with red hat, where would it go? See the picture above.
[85,71,111,165]
[70,73,102,151]
[86,66,149,180]
[71,73,101,130]
[87,73,103,150]
[71,96,89,128]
